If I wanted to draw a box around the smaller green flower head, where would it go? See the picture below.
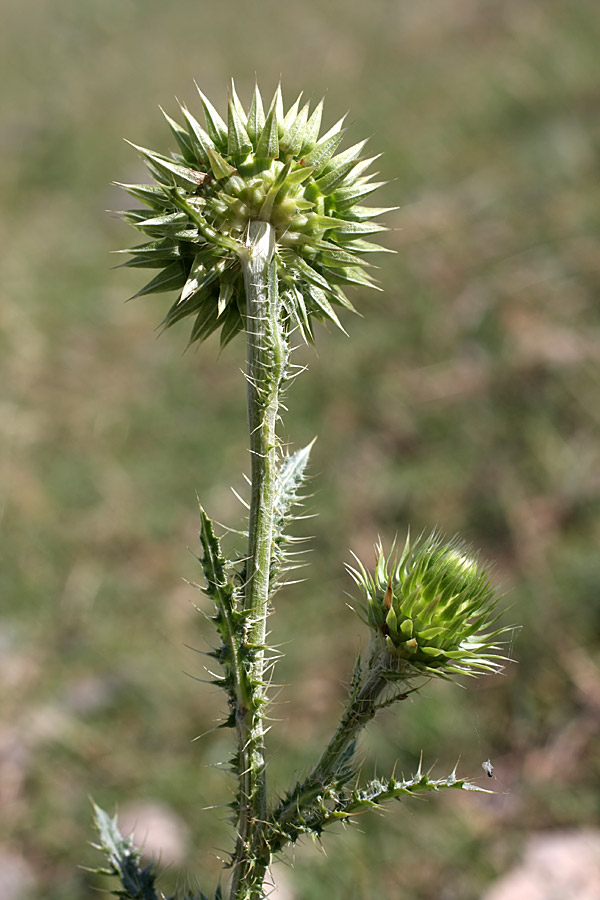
[348,534,510,678]
[116,82,392,347]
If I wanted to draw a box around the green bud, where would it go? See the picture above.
[117,82,392,347]
[347,533,511,678]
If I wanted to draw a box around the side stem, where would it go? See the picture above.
[270,663,391,843]
[229,221,287,899]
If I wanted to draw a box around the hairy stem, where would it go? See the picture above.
[229,221,287,900]
[270,663,391,842]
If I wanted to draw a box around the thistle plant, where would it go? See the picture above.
[92,82,513,900]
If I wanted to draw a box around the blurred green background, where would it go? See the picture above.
[1,1,599,898]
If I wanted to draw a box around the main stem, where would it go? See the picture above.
[230,221,286,900]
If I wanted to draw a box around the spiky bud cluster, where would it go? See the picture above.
[348,534,509,678]
[116,82,390,346]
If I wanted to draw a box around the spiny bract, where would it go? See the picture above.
[116,82,391,347]
[348,534,510,678]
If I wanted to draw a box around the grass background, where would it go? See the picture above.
[1,0,599,897]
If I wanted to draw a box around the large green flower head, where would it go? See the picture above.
[348,534,510,679]
[116,82,391,346]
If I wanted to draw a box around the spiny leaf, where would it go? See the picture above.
[198,505,234,612]
[333,180,387,210]
[91,802,160,900]
[327,138,369,170]
[320,264,380,289]
[207,146,237,180]
[162,280,213,329]
[270,439,316,585]
[159,107,196,163]
[342,238,392,255]
[114,240,180,260]
[319,113,347,143]
[344,205,397,221]
[181,251,206,302]
[178,103,215,163]
[229,79,248,126]
[196,83,228,148]
[227,92,252,158]
[219,303,244,348]
[130,262,187,299]
[268,766,488,853]
[304,285,345,331]
[281,287,313,343]
[301,129,346,174]
[315,160,361,195]
[291,255,337,293]
[317,246,366,268]
[272,82,284,127]
[281,102,310,155]
[246,83,265,145]
[217,279,234,318]
[189,298,221,344]
[114,182,171,210]
[125,141,208,189]
[137,211,188,228]
[344,154,382,182]
[284,163,316,185]
[115,253,178,271]
[301,99,324,152]
[255,103,279,159]
[332,219,389,237]
[283,92,303,131]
